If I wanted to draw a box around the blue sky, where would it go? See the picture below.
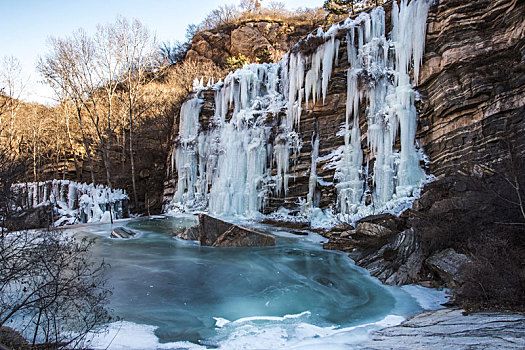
[0,0,323,104]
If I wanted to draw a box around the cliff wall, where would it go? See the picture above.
[417,0,525,176]
[163,0,525,214]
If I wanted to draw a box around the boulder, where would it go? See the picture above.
[356,213,404,232]
[198,214,275,247]
[177,225,199,240]
[347,228,424,285]
[331,222,354,232]
[111,227,137,239]
[355,222,396,238]
[426,248,472,287]
[323,236,358,252]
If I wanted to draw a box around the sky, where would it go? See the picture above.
[0,0,323,105]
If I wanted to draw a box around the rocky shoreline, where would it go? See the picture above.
[362,308,525,349]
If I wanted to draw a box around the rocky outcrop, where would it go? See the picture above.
[186,20,318,66]
[324,213,425,285]
[198,214,275,247]
[361,308,525,349]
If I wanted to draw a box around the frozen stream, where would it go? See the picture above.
[70,216,446,349]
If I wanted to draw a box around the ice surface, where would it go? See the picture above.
[74,217,441,350]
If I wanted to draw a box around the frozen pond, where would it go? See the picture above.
[70,216,445,349]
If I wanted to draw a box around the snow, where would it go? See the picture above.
[166,0,433,225]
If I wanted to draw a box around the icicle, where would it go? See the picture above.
[172,95,203,206]
[306,132,320,208]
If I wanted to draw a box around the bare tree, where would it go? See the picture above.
[92,22,127,188]
[0,230,112,348]
[203,4,240,28]
[0,56,26,152]
[240,0,262,13]
[115,17,160,208]
[38,34,98,184]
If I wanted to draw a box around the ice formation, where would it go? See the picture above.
[11,180,129,226]
[167,0,432,220]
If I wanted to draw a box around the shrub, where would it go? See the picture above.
[225,54,250,70]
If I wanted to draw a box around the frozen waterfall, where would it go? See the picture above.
[167,0,432,220]
[11,180,129,226]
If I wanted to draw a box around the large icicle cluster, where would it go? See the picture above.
[11,180,129,226]
[168,0,431,220]
[169,65,283,216]
[334,0,431,216]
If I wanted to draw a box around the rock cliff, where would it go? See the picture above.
[417,0,525,177]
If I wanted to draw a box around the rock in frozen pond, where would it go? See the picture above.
[362,308,525,349]
[198,214,275,247]
[111,227,137,239]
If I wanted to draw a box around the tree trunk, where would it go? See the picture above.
[65,114,80,180]
[76,108,96,184]
[129,105,138,208]
[103,140,112,188]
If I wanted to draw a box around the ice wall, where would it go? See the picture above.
[167,0,432,220]
[11,180,129,226]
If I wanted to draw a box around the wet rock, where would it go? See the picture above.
[361,308,525,349]
[426,248,472,287]
[198,214,275,247]
[111,227,137,239]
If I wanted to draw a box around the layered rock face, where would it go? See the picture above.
[164,0,525,221]
[417,0,525,177]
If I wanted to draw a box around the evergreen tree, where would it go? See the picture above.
[323,0,354,15]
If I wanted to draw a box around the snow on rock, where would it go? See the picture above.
[11,180,129,226]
